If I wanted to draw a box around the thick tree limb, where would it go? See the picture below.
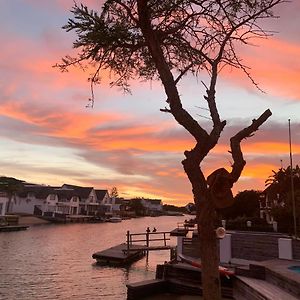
[137,0,209,143]
[230,109,272,182]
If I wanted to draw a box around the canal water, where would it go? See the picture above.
[0,215,199,300]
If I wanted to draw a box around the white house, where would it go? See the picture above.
[96,189,111,204]
[95,189,121,215]
[141,198,163,214]
[61,184,99,215]
[52,189,79,216]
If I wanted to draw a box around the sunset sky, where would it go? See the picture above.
[0,0,299,206]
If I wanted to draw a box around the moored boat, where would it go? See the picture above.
[178,253,234,278]
[108,216,122,223]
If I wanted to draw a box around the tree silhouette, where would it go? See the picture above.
[0,177,24,214]
[265,165,300,216]
[128,198,146,216]
[110,186,119,198]
[57,1,285,298]
[221,190,260,220]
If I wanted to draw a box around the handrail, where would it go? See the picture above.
[126,230,171,253]
[129,231,170,236]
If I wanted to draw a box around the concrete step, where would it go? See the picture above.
[265,268,300,298]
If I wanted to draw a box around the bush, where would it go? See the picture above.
[225,216,273,232]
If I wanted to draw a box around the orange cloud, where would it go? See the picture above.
[231,162,280,195]
[242,163,278,179]
[0,101,121,139]
[209,141,299,156]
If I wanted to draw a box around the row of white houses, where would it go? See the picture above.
[0,183,163,217]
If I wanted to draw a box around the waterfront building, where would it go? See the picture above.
[1,182,112,217]
[61,184,99,215]
[97,192,122,216]
[95,189,111,204]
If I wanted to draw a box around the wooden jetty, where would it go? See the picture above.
[92,231,174,265]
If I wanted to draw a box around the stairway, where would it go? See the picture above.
[233,264,300,300]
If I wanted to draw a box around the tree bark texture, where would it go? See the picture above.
[184,156,221,300]
[198,194,221,299]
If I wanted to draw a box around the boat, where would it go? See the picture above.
[178,254,234,278]
[108,216,122,223]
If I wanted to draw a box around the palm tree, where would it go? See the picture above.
[0,177,24,214]
[265,166,300,225]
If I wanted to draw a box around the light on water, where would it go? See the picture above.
[0,216,189,300]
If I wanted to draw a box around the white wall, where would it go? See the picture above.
[0,195,8,216]
[11,196,43,214]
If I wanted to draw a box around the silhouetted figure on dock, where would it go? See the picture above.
[152,227,157,232]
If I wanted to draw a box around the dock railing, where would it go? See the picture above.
[126,230,171,254]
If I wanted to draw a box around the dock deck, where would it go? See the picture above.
[92,243,146,265]
[93,230,174,265]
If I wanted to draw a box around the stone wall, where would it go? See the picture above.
[231,232,279,261]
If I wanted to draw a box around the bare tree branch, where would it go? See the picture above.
[230,109,272,182]
[137,0,209,143]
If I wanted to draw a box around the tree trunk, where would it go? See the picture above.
[184,157,222,300]
[197,197,221,300]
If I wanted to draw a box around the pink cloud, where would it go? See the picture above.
[220,37,300,100]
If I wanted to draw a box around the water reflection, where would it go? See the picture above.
[0,216,187,300]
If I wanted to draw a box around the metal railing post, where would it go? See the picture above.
[126,230,130,255]
[146,231,149,248]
